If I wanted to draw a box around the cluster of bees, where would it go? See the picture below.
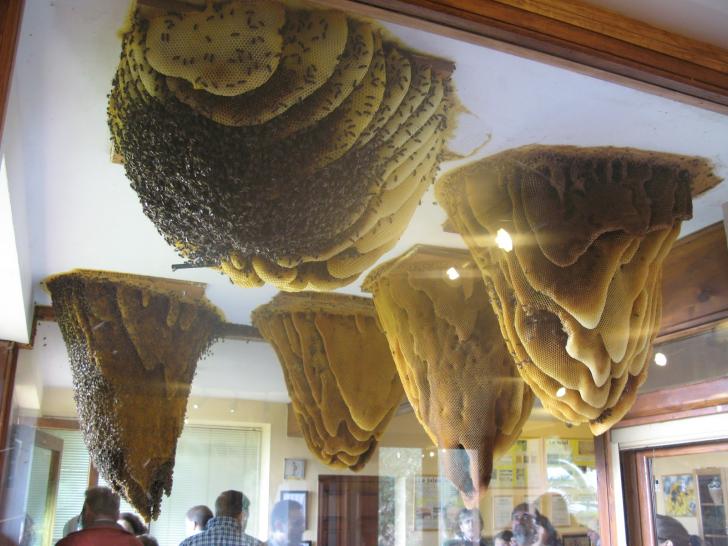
[109,0,455,291]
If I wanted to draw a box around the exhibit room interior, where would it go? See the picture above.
[0,0,727,545]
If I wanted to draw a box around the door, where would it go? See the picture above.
[317,475,394,546]
[623,441,728,546]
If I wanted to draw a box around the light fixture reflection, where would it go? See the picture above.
[556,387,567,398]
[654,352,667,367]
[495,228,513,252]
[446,267,460,280]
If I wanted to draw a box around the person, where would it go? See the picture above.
[119,512,147,535]
[185,505,214,537]
[62,514,82,537]
[511,503,562,546]
[444,508,489,546]
[57,486,142,545]
[267,500,305,546]
[494,529,513,546]
[139,535,159,546]
[655,514,691,546]
[179,490,262,546]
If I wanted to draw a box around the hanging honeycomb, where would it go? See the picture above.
[435,146,720,434]
[44,270,223,520]
[251,293,403,470]
[110,0,456,291]
[362,246,533,504]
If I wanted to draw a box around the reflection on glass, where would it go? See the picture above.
[376,414,600,546]
[650,448,728,546]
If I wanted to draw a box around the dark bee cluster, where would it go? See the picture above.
[45,271,223,520]
[109,0,456,291]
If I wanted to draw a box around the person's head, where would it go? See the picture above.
[655,514,690,546]
[185,505,213,537]
[138,535,159,546]
[81,487,120,528]
[495,529,513,546]
[457,508,484,541]
[215,490,251,530]
[533,509,560,546]
[118,512,146,535]
[270,500,305,546]
[511,503,538,546]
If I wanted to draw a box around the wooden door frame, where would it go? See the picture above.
[624,440,728,546]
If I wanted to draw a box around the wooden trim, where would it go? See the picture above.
[344,0,728,112]
[635,450,656,546]
[620,449,642,546]
[594,431,617,546]
[0,0,24,144]
[640,440,728,459]
[27,304,264,344]
[36,417,79,430]
[617,376,728,428]
[0,342,19,489]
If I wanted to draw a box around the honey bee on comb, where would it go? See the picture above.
[109,0,458,292]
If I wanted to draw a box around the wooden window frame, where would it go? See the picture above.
[625,440,728,546]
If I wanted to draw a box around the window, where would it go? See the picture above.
[43,425,263,546]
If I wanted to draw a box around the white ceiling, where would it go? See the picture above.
[4,0,728,396]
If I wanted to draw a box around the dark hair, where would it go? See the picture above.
[457,508,484,527]
[534,509,561,546]
[84,487,120,519]
[138,535,159,546]
[186,505,213,529]
[656,515,690,546]
[511,503,531,520]
[119,512,147,535]
[496,530,513,542]
[270,500,303,527]
[215,490,250,518]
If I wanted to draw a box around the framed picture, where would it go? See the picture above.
[284,458,306,480]
[563,535,591,546]
[662,474,697,516]
[280,490,308,530]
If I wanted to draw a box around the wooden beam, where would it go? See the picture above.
[28,304,264,343]
[344,0,728,112]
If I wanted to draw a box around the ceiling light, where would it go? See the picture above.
[446,267,460,280]
[556,387,567,398]
[495,228,513,252]
[192,404,199,409]
[654,352,667,367]
[429,451,435,458]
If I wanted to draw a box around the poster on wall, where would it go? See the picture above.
[662,474,697,517]
[412,476,464,532]
[491,439,540,488]
[493,496,514,529]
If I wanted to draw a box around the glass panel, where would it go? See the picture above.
[39,429,89,543]
[2,0,728,545]
[649,447,728,546]
[25,445,53,546]
[642,321,728,393]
